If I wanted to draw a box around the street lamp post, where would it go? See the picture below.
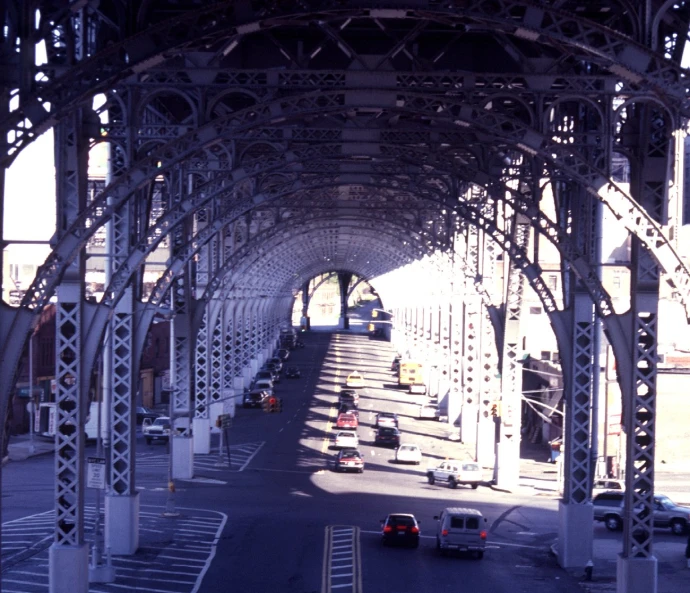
[28,330,35,454]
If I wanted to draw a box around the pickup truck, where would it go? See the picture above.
[426,460,483,489]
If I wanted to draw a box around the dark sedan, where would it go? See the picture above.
[375,427,401,448]
[381,513,420,548]
[136,406,160,425]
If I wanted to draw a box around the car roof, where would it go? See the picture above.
[399,444,419,449]
[441,507,483,517]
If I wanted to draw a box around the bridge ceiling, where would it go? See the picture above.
[4,2,690,315]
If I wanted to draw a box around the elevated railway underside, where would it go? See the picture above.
[2,2,690,592]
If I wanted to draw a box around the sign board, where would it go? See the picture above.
[219,414,232,429]
[87,457,106,489]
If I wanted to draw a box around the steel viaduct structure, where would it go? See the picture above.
[2,2,690,593]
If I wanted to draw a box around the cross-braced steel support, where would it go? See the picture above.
[170,270,194,480]
[557,292,595,568]
[495,217,529,490]
[105,289,139,556]
[51,113,89,593]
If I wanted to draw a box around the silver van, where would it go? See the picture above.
[434,507,488,558]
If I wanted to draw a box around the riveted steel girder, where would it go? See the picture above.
[3,1,690,166]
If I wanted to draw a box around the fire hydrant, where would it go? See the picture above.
[584,560,594,581]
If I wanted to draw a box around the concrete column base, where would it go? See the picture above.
[49,543,89,593]
[617,554,657,593]
[557,501,594,568]
[460,406,477,447]
[172,435,194,479]
[476,422,494,467]
[193,418,211,454]
[495,439,520,491]
[105,492,140,555]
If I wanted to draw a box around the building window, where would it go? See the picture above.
[529,307,542,315]
[540,351,551,361]
[547,274,558,291]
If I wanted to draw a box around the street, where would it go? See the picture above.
[2,331,689,593]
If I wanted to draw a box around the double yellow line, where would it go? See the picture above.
[321,525,362,593]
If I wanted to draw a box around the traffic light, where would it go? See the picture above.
[262,397,272,413]
[268,396,277,413]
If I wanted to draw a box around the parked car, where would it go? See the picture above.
[426,460,483,489]
[285,366,301,379]
[375,427,401,448]
[375,412,399,429]
[381,513,420,548]
[252,378,274,394]
[136,406,160,425]
[334,448,364,473]
[345,371,366,388]
[395,444,422,465]
[434,507,487,558]
[593,491,690,534]
[275,348,290,361]
[335,430,359,449]
[143,417,171,444]
[255,369,277,384]
[243,389,271,409]
[268,357,283,372]
[336,413,359,429]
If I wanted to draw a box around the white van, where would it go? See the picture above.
[434,507,488,558]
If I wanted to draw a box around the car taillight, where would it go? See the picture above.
[410,526,419,534]
[442,529,449,536]
[383,526,392,533]
[480,530,487,540]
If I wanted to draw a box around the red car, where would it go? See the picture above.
[336,412,359,429]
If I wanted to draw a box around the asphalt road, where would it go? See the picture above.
[2,330,687,593]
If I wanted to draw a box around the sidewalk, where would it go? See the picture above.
[3,432,54,465]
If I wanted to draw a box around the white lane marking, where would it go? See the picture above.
[237,441,264,471]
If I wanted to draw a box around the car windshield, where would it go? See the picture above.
[400,445,416,452]
[656,495,674,507]
[152,418,170,427]
[462,463,479,471]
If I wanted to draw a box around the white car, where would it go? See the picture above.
[395,444,422,465]
[335,430,359,449]
[418,404,438,420]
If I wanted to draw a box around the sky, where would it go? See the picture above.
[4,131,55,265]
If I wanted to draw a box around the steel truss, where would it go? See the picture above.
[2,5,690,593]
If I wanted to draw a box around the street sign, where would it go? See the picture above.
[87,457,106,489]
[218,414,232,429]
